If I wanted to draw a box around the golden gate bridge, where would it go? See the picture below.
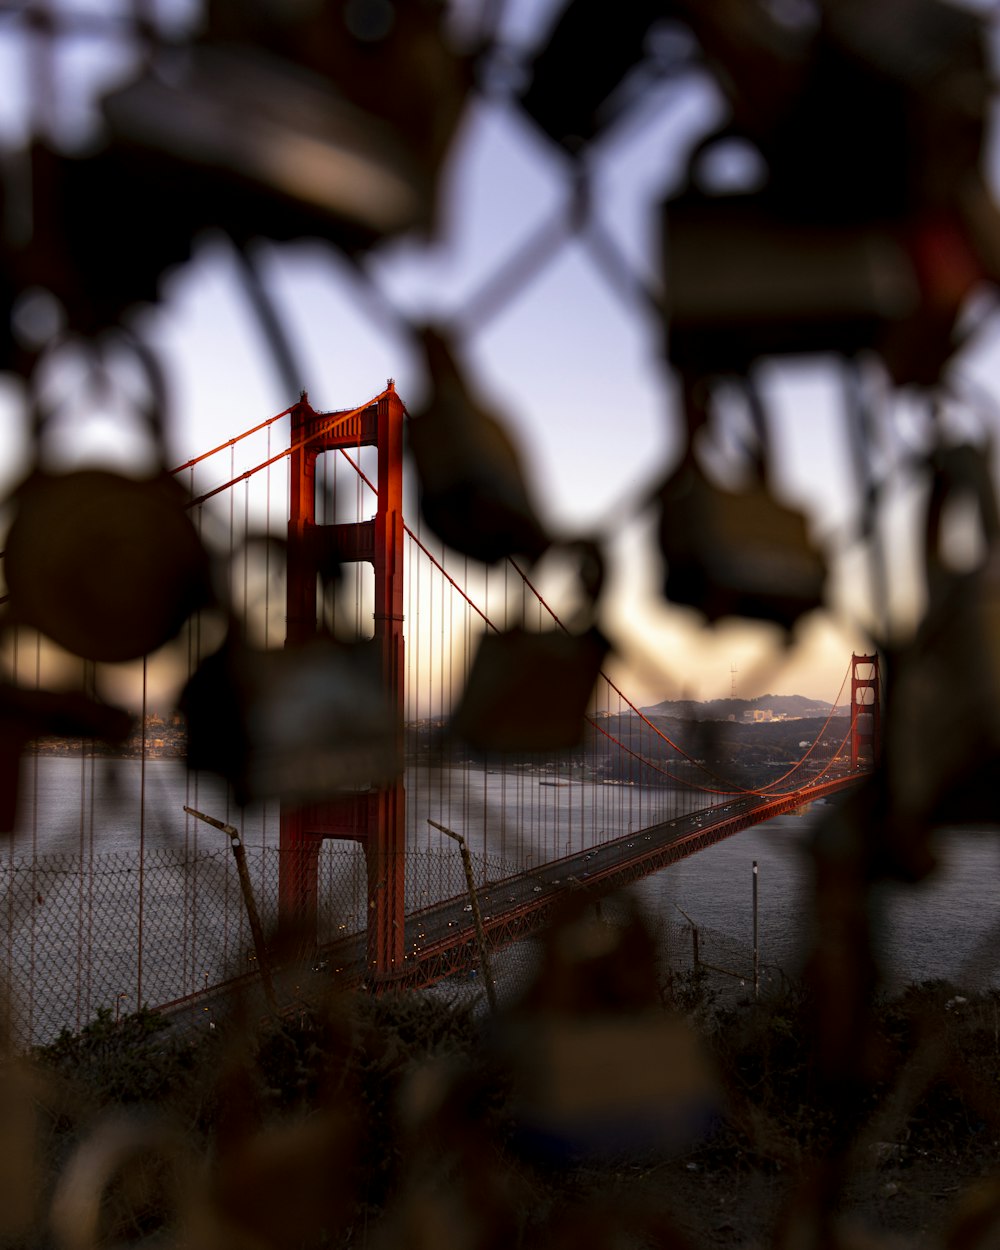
[0,384,876,1045]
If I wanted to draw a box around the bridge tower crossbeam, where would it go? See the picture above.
[279,385,406,981]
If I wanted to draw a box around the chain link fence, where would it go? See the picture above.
[0,842,530,1048]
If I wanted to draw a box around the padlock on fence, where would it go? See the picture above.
[3,337,213,663]
[203,0,471,204]
[497,895,719,1163]
[885,443,1000,829]
[663,186,920,377]
[408,327,550,565]
[654,381,826,630]
[95,0,473,263]
[98,47,432,255]
[180,628,400,807]
[451,541,608,754]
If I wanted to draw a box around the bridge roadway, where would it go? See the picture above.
[394,773,862,989]
[160,773,863,1031]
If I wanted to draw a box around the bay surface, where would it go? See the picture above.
[7,758,999,995]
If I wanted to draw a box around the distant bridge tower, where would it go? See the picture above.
[279,385,406,981]
[850,652,880,769]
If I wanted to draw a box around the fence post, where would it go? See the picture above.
[675,903,699,970]
[184,807,276,1011]
[753,860,759,1000]
[428,819,498,1013]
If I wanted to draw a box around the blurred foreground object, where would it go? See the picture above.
[662,0,999,388]
[204,0,470,194]
[884,443,1000,831]
[451,624,608,754]
[408,328,551,565]
[0,682,131,832]
[99,44,434,251]
[0,0,471,367]
[3,339,212,663]
[180,630,400,807]
[519,0,676,150]
[451,543,607,752]
[501,896,718,1163]
[655,382,827,628]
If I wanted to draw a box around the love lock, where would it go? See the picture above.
[204,0,471,202]
[655,381,826,629]
[663,186,919,377]
[451,542,608,754]
[885,443,1000,829]
[180,629,400,807]
[98,44,432,255]
[408,327,550,565]
[3,337,212,663]
[95,0,473,264]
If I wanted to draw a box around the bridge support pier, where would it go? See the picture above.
[278,386,407,980]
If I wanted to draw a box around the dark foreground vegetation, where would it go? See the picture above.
[9,938,1000,1249]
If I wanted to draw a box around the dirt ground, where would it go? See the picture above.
[624,1155,994,1248]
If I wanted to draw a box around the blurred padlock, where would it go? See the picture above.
[408,327,550,565]
[885,444,1000,828]
[3,338,212,663]
[99,43,432,254]
[451,542,607,753]
[686,0,987,225]
[451,626,607,755]
[663,188,919,376]
[663,0,994,386]
[499,896,718,1163]
[0,144,198,346]
[198,0,470,237]
[180,630,400,806]
[655,384,826,629]
[819,0,988,215]
[1,19,450,351]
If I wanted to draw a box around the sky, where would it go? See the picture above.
[2,0,999,710]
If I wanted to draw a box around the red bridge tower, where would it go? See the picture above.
[279,385,406,981]
[850,652,880,770]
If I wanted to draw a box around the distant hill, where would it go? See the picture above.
[640,693,848,722]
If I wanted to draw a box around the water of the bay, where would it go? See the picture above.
[9,758,1000,995]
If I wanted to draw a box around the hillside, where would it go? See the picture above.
[641,693,847,722]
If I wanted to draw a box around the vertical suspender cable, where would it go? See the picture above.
[262,427,271,883]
